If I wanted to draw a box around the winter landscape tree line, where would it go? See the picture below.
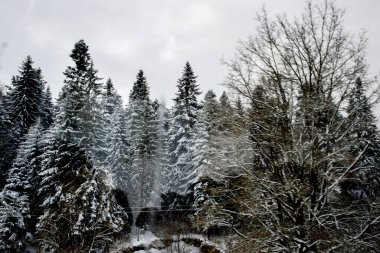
[1,1,380,252]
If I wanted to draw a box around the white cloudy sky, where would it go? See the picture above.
[0,0,379,105]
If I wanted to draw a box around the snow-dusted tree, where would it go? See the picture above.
[0,89,18,188]
[202,90,219,132]
[0,121,44,251]
[192,91,253,234]
[7,56,44,136]
[224,1,380,251]
[1,56,45,188]
[39,86,54,129]
[36,140,128,252]
[101,79,130,191]
[103,78,122,116]
[126,70,157,208]
[151,102,170,203]
[331,77,380,250]
[57,39,103,157]
[345,77,380,192]
[167,62,201,195]
[34,41,129,252]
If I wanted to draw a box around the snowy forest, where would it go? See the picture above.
[1,1,380,252]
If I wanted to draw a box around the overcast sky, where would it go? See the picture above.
[0,0,379,106]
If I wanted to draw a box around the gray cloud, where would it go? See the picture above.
[0,0,379,106]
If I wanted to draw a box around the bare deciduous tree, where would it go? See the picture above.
[224,1,380,252]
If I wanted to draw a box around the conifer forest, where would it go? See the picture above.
[1,1,380,252]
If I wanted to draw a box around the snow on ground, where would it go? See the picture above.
[111,230,224,253]
[132,230,159,246]
[134,241,200,253]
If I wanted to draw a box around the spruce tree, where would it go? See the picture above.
[152,102,170,203]
[0,90,18,188]
[34,41,129,251]
[202,90,219,132]
[7,56,44,136]
[39,86,54,129]
[0,121,44,251]
[217,92,234,132]
[1,56,44,188]
[126,70,157,208]
[36,140,127,252]
[167,62,201,195]
[344,77,380,197]
[101,79,130,192]
[57,40,103,158]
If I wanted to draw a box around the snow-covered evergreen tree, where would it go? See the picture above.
[342,77,380,197]
[57,40,103,157]
[39,86,54,129]
[7,56,44,136]
[1,56,45,188]
[0,89,18,188]
[101,79,130,192]
[202,90,219,132]
[126,70,157,208]
[191,93,251,233]
[217,92,234,132]
[36,140,127,252]
[152,102,170,202]
[167,62,202,195]
[0,121,44,251]
[34,42,129,251]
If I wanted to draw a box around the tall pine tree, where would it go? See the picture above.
[0,121,44,251]
[1,56,45,188]
[7,56,44,136]
[126,70,157,209]
[56,40,103,160]
[101,79,130,192]
[36,140,127,252]
[167,62,201,195]
[343,77,380,198]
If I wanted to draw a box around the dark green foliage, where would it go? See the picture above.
[167,62,202,195]
[127,70,158,208]
[39,87,54,129]
[113,189,133,229]
[0,122,44,251]
[7,56,44,136]
[202,90,219,132]
[173,62,201,127]
[57,39,102,152]
[0,90,18,188]
[36,140,127,252]
[129,70,149,101]
[341,77,380,198]
[1,56,45,188]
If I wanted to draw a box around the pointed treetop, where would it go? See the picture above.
[205,90,216,100]
[129,70,150,101]
[70,40,91,71]
[63,40,101,96]
[23,55,33,67]
[174,61,201,106]
[18,56,35,78]
[105,78,115,96]
[219,91,229,106]
[8,55,45,135]
[45,85,52,97]
[348,77,369,114]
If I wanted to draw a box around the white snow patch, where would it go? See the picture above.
[132,230,159,247]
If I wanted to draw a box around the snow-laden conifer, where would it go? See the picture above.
[0,121,44,251]
[167,62,201,195]
[126,70,157,209]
